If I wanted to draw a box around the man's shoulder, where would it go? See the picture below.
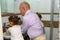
[23,15,30,21]
[23,12,37,20]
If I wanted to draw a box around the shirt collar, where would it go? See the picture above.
[25,10,31,16]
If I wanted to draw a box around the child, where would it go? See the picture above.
[8,15,24,40]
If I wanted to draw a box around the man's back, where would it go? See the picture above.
[22,10,43,38]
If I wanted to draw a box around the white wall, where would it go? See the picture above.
[6,0,14,13]
[1,0,6,12]
[1,0,14,13]
[14,0,24,13]
[13,0,51,13]
[1,0,24,13]
[13,0,59,13]
[54,0,59,13]
[25,0,51,13]
[1,0,59,13]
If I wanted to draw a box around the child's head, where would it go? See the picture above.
[8,15,20,26]
[36,12,42,20]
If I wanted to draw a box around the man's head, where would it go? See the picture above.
[19,2,30,16]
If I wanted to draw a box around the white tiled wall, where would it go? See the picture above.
[42,15,59,21]
[45,27,58,40]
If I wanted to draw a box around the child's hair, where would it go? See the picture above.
[8,15,20,25]
[36,12,42,19]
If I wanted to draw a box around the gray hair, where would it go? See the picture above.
[20,1,30,9]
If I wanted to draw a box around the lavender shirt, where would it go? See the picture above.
[21,10,43,38]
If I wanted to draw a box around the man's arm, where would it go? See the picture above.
[21,17,29,34]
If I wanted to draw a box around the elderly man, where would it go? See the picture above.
[19,2,46,40]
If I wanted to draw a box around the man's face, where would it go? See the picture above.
[19,6,25,16]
